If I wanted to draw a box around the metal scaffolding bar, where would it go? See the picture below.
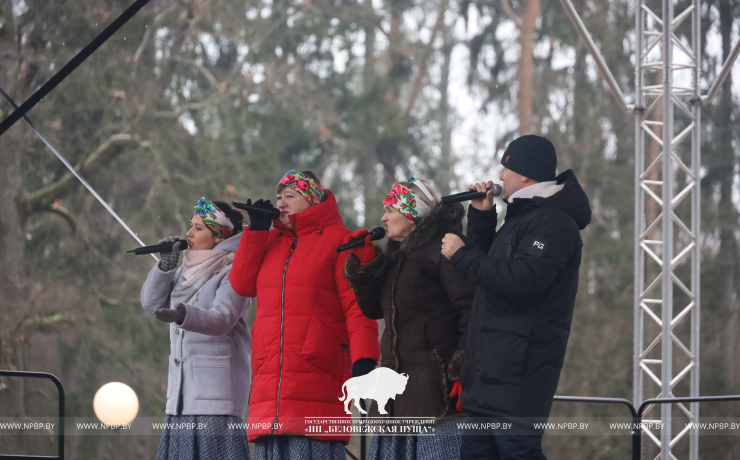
[689,1,701,457]
[557,0,635,113]
[700,35,740,105]
[659,2,675,456]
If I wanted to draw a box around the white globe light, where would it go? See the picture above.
[93,382,139,426]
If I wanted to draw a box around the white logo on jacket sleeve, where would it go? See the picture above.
[338,368,409,415]
[526,239,547,257]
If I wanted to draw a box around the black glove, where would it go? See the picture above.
[352,358,376,378]
[158,236,183,272]
[247,199,273,231]
[154,304,186,324]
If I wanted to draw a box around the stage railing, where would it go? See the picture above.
[0,371,65,460]
[552,394,740,460]
[346,394,740,460]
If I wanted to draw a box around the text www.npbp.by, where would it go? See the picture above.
[0,423,55,430]
[76,423,132,430]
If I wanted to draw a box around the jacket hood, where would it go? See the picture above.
[273,190,345,236]
[507,169,591,230]
[213,231,243,253]
[388,202,466,256]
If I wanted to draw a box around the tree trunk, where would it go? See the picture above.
[717,0,739,386]
[0,10,29,442]
[362,26,380,226]
[517,0,539,135]
[438,24,453,195]
[571,38,589,175]
[0,126,26,416]
[386,0,405,107]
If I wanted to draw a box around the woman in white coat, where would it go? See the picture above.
[141,198,252,460]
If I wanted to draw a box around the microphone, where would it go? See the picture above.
[441,184,503,205]
[128,239,187,255]
[231,201,281,220]
[337,227,386,253]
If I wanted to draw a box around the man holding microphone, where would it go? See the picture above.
[440,135,591,459]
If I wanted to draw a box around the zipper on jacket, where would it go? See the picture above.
[272,226,297,435]
[506,236,513,261]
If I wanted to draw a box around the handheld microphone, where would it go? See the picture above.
[441,184,503,205]
[128,239,187,255]
[231,201,281,220]
[337,227,386,253]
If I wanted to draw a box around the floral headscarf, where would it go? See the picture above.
[193,198,234,240]
[382,177,433,222]
[277,170,325,205]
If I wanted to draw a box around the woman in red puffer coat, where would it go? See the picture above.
[229,170,380,460]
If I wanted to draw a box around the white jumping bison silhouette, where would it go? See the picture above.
[339,367,409,415]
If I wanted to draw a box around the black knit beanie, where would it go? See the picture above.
[502,135,557,182]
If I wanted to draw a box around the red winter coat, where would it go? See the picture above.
[229,191,380,444]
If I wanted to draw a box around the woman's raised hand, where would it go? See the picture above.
[245,199,274,231]
[343,229,376,265]
[158,236,182,272]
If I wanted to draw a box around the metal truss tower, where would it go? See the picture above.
[559,0,740,458]
[633,2,701,458]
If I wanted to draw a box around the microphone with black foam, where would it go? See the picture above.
[337,227,386,253]
[128,239,187,255]
[231,201,281,220]
[441,184,503,205]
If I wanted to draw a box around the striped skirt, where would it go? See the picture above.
[253,435,346,460]
[155,414,250,460]
[367,417,462,460]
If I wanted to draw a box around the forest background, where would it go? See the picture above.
[0,0,739,458]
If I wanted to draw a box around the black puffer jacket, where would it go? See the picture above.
[450,169,591,425]
[345,203,474,418]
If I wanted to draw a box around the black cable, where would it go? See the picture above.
[0,0,152,137]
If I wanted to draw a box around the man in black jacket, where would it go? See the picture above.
[441,135,591,460]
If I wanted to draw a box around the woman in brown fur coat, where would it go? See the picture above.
[343,177,474,460]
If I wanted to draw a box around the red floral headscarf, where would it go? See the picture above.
[277,170,325,205]
[382,178,433,222]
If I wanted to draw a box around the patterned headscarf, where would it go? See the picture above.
[193,198,235,240]
[382,177,434,222]
[277,170,325,205]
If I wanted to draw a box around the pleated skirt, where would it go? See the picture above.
[155,414,250,460]
[253,434,346,460]
[367,417,462,460]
